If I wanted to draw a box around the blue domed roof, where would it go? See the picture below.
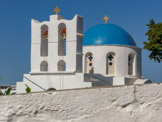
[83,24,136,46]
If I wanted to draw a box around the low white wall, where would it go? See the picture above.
[0,83,162,122]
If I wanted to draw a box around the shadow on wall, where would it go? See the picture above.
[125,78,137,85]
[84,73,113,87]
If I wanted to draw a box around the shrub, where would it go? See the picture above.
[25,84,31,93]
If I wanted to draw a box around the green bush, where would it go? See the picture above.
[25,84,31,93]
[5,87,12,95]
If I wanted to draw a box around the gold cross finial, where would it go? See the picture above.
[53,6,60,15]
[103,15,109,24]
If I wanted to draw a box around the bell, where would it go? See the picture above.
[45,35,48,40]
[43,30,48,40]
[62,33,66,40]
[60,28,66,40]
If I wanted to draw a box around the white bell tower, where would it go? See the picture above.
[16,7,91,93]
[31,7,83,73]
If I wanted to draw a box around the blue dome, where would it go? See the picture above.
[83,24,136,46]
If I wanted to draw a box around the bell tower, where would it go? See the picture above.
[16,7,92,93]
[30,6,84,74]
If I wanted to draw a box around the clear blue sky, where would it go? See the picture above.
[0,0,161,85]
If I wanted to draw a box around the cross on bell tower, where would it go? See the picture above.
[53,6,60,15]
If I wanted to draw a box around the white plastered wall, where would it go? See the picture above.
[16,73,91,93]
[83,45,142,78]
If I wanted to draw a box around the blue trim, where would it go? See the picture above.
[83,24,136,46]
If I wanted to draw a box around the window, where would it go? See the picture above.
[58,23,66,56]
[47,88,56,91]
[41,25,48,56]
[58,60,66,71]
[106,52,115,75]
[40,61,48,71]
[128,54,135,75]
[85,53,94,74]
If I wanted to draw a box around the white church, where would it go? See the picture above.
[16,7,151,93]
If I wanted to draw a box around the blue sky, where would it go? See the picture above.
[0,0,161,85]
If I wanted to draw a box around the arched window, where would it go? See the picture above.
[41,25,48,56]
[58,60,66,71]
[85,53,94,74]
[58,23,66,56]
[47,88,56,91]
[128,54,135,75]
[106,52,115,75]
[40,61,48,71]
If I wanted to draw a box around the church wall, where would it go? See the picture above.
[83,45,142,78]
[3,83,162,122]
[16,73,91,93]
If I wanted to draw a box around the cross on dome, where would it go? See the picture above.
[103,15,109,24]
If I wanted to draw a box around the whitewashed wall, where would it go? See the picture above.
[0,83,162,122]
[83,45,142,78]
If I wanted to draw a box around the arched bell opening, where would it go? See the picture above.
[58,23,66,56]
[41,25,48,56]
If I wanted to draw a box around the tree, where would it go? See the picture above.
[143,19,162,63]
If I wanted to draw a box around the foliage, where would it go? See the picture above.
[0,87,14,96]
[5,87,12,95]
[25,84,31,93]
[143,19,162,63]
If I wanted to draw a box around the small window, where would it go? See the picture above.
[85,53,94,74]
[128,54,135,75]
[106,52,115,75]
[40,61,48,71]
[47,88,56,91]
[58,60,66,71]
